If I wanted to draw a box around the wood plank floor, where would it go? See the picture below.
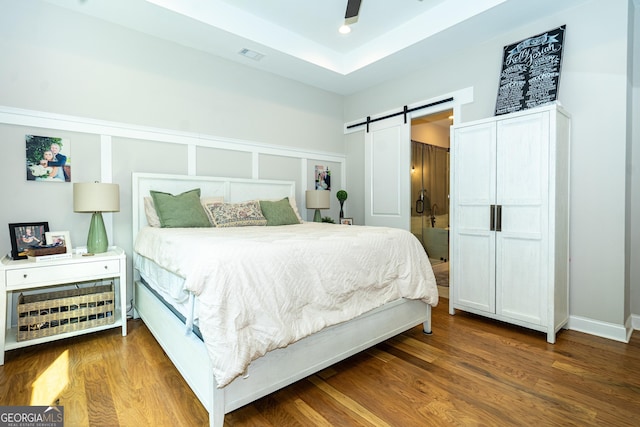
[2,299,639,426]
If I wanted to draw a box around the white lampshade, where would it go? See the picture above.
[305,190,330,209]
[73,183,120,213]
[73,182,120,254]
[306,190,330,223]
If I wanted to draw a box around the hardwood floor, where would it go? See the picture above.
[2,299,639,426]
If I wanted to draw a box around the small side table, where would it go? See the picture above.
[0,246,127,365]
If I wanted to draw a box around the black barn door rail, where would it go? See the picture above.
[346,97,454,132]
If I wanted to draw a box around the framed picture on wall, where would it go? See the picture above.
[25,135,72,182]
[8,222,49,260]
[315,165,331,191]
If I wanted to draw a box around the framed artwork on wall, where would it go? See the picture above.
[8,222,50,260]
[25,135,72,182]
[494,25,566,116]
[315,165,331,191]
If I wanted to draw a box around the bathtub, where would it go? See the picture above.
[411,214,449,261]
[423,227,449,261]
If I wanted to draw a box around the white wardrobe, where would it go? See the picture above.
[449,103,570,343]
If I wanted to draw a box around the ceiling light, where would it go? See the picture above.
[238,48,264,61]
[339,24,351,34]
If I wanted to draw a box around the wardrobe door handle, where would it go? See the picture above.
[496,205,502,232]
[490,205,495,231]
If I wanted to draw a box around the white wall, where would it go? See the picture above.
[345,0,637,339]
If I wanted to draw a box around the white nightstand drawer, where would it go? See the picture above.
[6,259,120,288]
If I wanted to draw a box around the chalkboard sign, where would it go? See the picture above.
[495,25,566,116]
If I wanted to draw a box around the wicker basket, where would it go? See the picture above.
[17,284,115,341]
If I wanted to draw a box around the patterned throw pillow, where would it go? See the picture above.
[204,200,268,227]
[201,196,225,226]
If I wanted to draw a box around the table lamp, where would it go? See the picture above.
[73,182,120,254]
[305,190,330,222]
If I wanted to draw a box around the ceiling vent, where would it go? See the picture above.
[238,48,265,61]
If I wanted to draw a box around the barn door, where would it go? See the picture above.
[364,115,411,229]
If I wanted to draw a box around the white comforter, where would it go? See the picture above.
[134,222,438,387]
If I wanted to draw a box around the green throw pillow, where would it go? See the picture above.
[259,198,301,226]
[150,188,211,228]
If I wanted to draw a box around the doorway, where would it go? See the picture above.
[411,110,452,291]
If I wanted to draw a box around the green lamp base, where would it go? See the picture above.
[313,209,322,222]
[87,212,109,254]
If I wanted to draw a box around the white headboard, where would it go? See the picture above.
[132,172,297,241]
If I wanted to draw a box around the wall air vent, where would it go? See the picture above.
[238,48,265,61]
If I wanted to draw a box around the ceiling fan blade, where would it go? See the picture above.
[345,0,362,20]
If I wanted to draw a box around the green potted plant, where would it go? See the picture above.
[336,190,348,220]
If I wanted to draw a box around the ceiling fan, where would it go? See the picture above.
[344,0,362,25]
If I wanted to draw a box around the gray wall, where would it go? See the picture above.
[0,1,345,153]
[0,0,346,308]
[344,0,640,337]
[633,0,640,333]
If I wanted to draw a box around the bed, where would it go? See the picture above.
[131,172,439,426]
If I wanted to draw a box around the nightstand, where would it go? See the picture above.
[0,246,127,365]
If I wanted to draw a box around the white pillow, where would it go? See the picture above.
[144,197,162,228]
[144,196,224,227]
[287,197,304,223]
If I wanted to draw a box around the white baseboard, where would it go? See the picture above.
[633,314,640,332]
[567,314,634,343]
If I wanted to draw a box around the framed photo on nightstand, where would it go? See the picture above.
[45,231,72,254]
[8,222,49,260]
[340,218,353,225]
